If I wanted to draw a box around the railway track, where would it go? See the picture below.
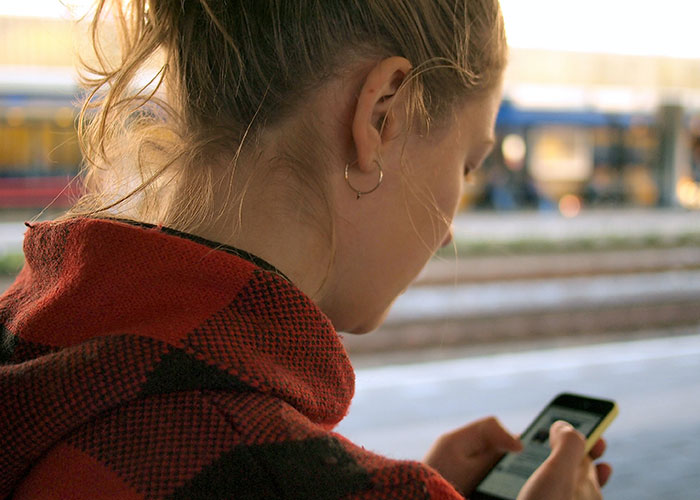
[342,246,700,355]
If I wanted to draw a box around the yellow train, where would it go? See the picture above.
[0,73,80,208]
[1,74,697,212]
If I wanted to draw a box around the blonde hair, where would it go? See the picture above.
[68,0,507,237]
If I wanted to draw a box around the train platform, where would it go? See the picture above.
[339,327,700,500]
[450,207,699,246]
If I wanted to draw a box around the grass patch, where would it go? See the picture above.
[2,232,698,273]
[0,252,24,276]
[435,232,700,258]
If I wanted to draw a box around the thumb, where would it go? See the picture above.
[548,421,586,464]
[517,422,586,500]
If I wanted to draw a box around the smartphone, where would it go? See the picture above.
[471,393,618,500]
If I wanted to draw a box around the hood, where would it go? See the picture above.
[0,217,354,497]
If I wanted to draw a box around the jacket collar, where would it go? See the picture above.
[2,217,354,427]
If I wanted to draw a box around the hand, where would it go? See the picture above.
[517,421,612,500]
[424,416,523,495]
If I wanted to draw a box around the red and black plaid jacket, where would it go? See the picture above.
[0,218,460,499]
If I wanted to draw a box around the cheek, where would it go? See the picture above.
[433,166,464,221]
[446,175,464,215]
[407,170,462,252]
[429,142,467,219]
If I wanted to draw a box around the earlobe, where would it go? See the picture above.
[351,57,412,173]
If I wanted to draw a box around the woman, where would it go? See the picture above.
[0,0,611,498]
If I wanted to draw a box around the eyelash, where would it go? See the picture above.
[464,162,477,178]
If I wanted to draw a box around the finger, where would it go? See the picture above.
[476,416,523,453]
[589,437,607,460]
[596,462,613,487]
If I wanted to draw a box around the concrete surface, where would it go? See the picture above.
[339,328,700,500]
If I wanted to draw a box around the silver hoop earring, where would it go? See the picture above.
[344,160,384,200]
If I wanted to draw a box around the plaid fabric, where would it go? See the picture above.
[0,218,460,499]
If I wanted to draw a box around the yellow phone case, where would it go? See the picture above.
[584,402,619,453]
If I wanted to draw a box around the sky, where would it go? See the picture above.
[499,0,700,59]
[1,0,699,59]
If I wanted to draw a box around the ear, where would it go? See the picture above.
[352,57,412,173]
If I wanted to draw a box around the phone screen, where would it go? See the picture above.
[473,395,614,500]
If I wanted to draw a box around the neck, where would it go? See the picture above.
[181,161,335,310]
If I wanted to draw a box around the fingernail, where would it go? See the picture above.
[552,420,574,432]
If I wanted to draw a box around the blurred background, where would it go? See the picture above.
[0,1,699,499]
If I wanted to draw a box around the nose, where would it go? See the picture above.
[441,226,454,248]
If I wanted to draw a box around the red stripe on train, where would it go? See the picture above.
[0,177,81,208]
